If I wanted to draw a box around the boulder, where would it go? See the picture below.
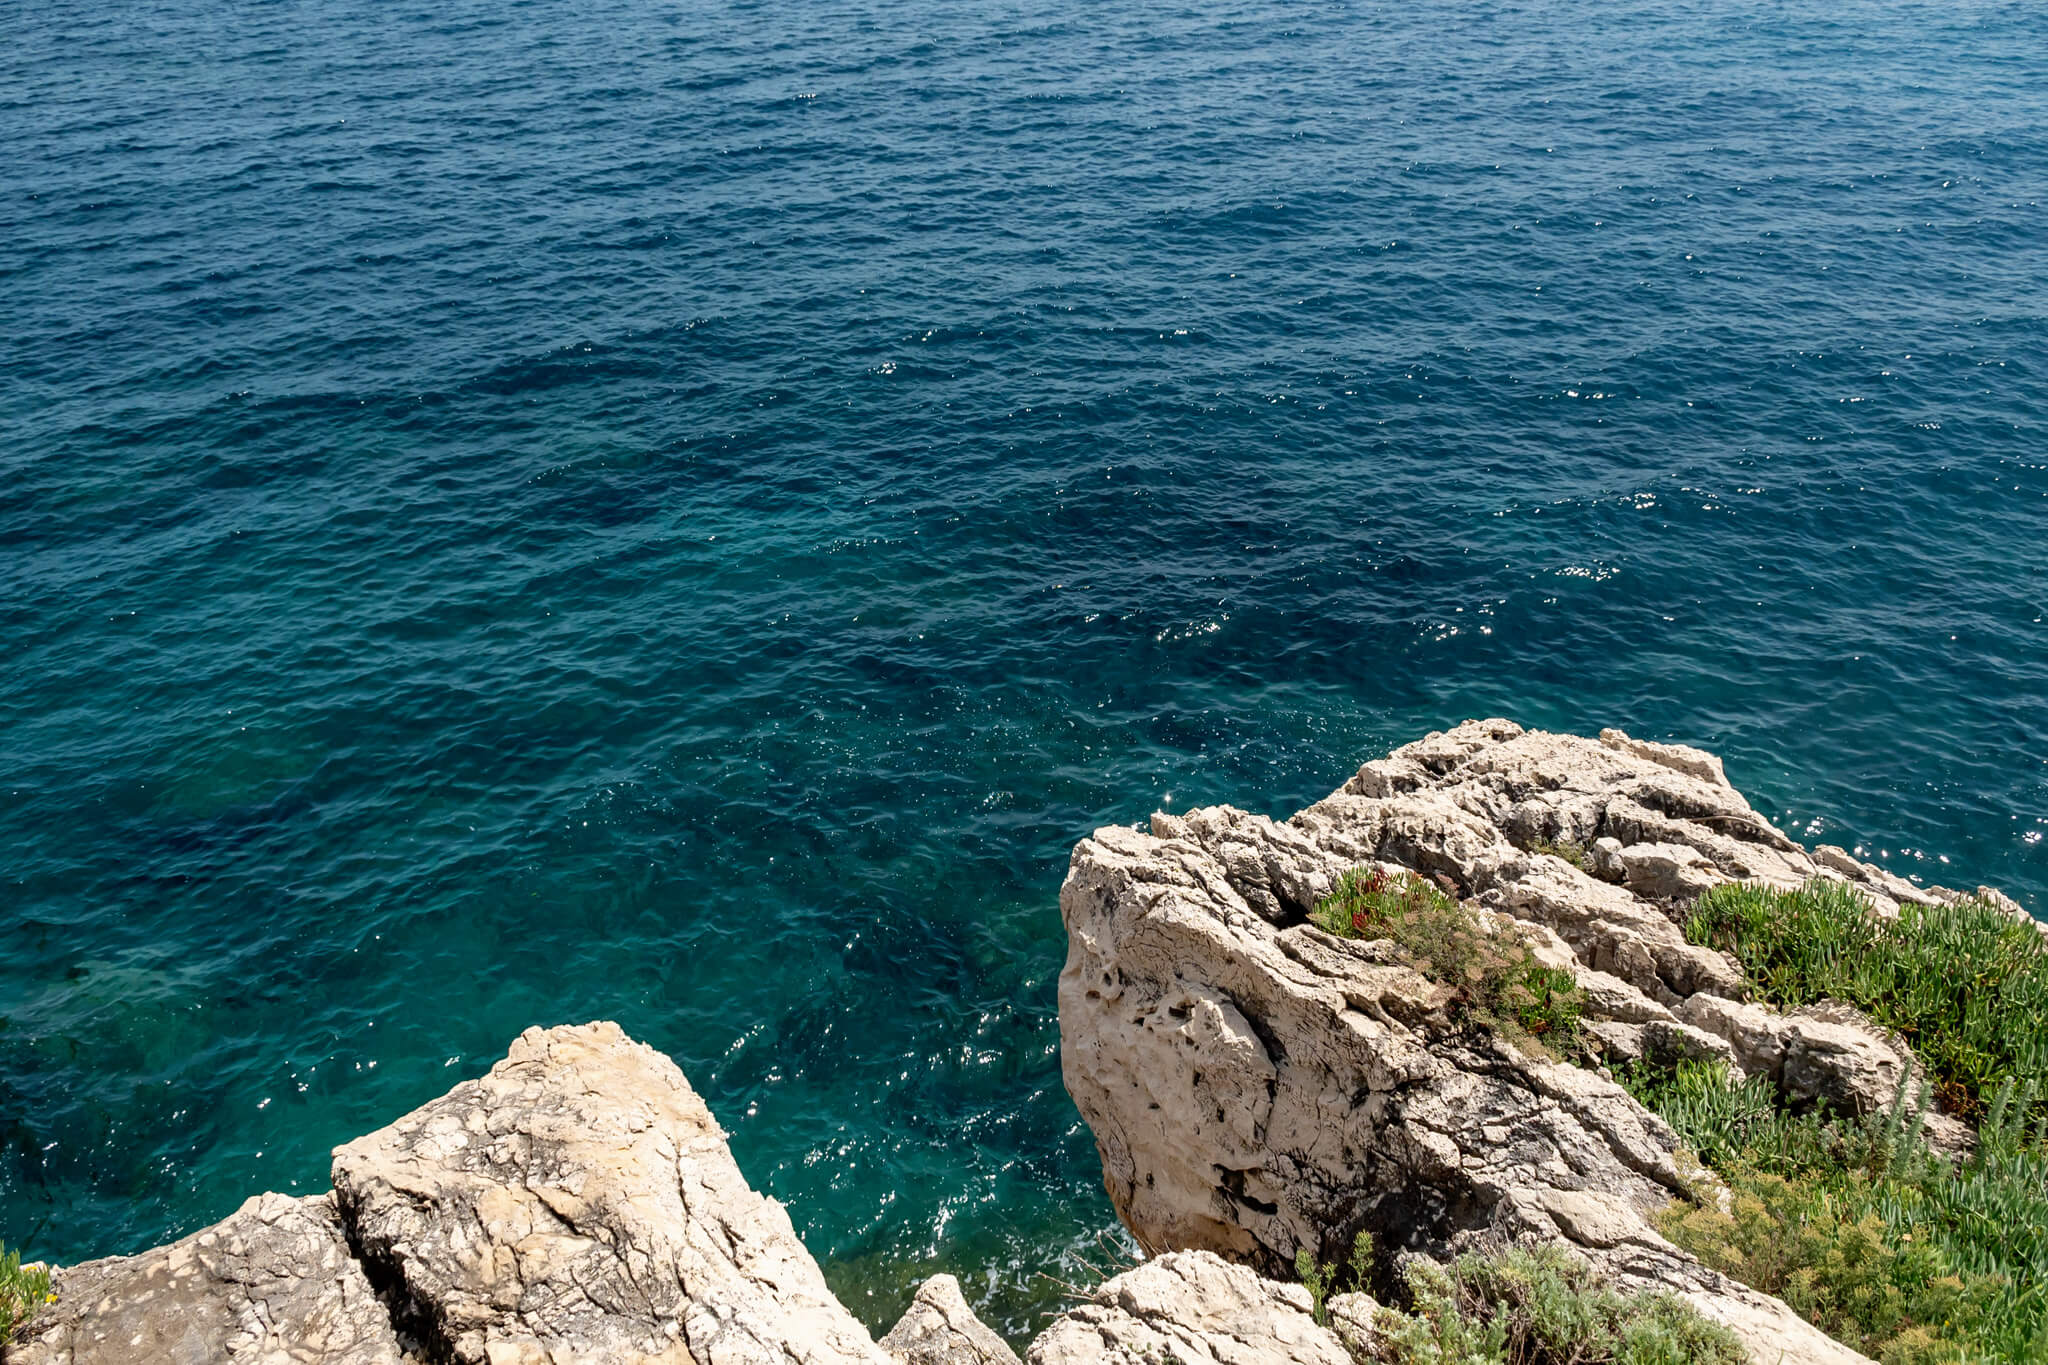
[7,1192,405,1365]
[880,1275,1019,1365]
[1598,729,1729,788]
[1641,1017,1740,1070]
[1324,1291,1382,1358]
[1676,993,1789,1080]
[331,1021,891,1365]
[1026,1251,1350,1365]
[1780,1002,1920,1116]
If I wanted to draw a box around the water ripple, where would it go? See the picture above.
[3,0,2046,1341]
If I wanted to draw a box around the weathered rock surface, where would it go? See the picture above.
[1057,720,1935,1365]
[1671,988,1979,1153]
[15,722,2031,1365]
[880,1275,1021,1365]
[7,1024,907,1365]
[8,1192,407,1365]
[1026,1251,1351,1365]
[331,1021,893,1365]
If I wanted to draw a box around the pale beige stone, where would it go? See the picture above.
[9,1193,405,1365]
[1614,841,1725,901]
[331,1021,891,1365]
[1026,1252,1349,1365]
[1781,1002,1920,1116]
[1599,729,1730,788]
[880,1275,1018,1365]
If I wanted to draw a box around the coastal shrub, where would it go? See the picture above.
[1371,1245,1746,1365]
[1311,868,1584,1050]
[1624,1059,2048,1363]
[1684,879,2048,1122]
[0,1244,52,1347]
[1296,1232,1375,1326]
[1619,1057,1891,1178]
[1525,837,1588,872]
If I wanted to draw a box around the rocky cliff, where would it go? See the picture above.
[1057,719,2032,1365]
[10,722,2033,1364]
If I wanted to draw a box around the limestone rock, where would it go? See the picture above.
[1599,729,1729,788]
[1585,1019,1648,1065]
[330,1021,890,1365]
[1576,969,1678,1026]
[880,1275,1019,1365]
[1642,1017,1740,1070]
[1324,1290,1381,1357]
[1060,720,1888,1365]
[1780,1002,1920,1117]
[1025,1252,1350,1365]
[1613,841,1724,901]
[8,1192,405,1365]
[1677,993,1790,1080]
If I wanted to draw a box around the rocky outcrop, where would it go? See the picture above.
[8,1192,406,1365]
[1055,720,1956,1365]
[9,1024,986,1365]
[879,1276,1021,1365]
[331,1022,894,1365]
[12,721,2028,1365]
[1027,1251,1351,1365]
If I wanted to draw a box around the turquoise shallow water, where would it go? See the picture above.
[3,0,2046,1338]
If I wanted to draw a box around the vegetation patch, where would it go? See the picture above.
[1639,880,2048,1360]
[1297,1233,1375,1326]
[1,1244,53,1347]
[1363,1244,1746,1364]
[1624,1059,2048,1364]
[1684,879,2048,1123]
[1311,867,1585,1051]
[1525,837,1589,871]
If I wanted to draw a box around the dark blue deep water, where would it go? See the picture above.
[4,0,2046,1338]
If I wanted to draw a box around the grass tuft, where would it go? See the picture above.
[1368,1244,1747,1364]
[1312,867,1584,1050]
[1684,879,2048,1123]
[1297,1232,1374,1327]
[1623,1059,2048,1363]
[0,1244,53,1347]
[1526,837,1589,871]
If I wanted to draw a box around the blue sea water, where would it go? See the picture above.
[3,0,2046,1338]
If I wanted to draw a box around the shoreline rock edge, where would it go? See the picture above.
[12,721,2036,1363]
[1055,718,2036,1365]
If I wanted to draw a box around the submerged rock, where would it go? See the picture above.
[1056,720,1923,1365]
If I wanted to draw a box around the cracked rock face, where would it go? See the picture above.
[331,1021,893,1365]
[1026,1251,1351,1365]
[9,1192,407,1365]
[9,1024,1022,1365]
[1057,720,1929,1365]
